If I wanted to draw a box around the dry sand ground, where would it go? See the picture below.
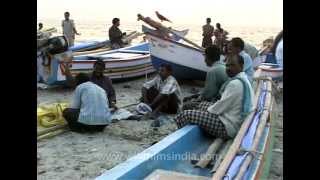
[37,76,283,180]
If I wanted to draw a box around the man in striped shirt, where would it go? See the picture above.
[63,73,112,133]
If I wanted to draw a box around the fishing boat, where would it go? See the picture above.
[96,78,277,180]
[69,31,141,52]
[144,31,208,80]
[44,42,155,85]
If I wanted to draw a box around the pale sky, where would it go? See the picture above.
[37,0,283,28]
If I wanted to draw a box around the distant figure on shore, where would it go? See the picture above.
[227,37,254,83]
[141,64,182,120]
[63,60,118,110]
[109,18,126,49]
[62,12,80,47]
[201,18,214,48]
[63,73,112,133]
[38,23,43,31]
[214,23,228,51]
[183,45,228,110]
[175,54,254,139]
[155,11,172,23]
[137,14,171,39]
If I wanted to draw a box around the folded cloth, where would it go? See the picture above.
[136,103,152,115]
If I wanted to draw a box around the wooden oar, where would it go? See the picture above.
[195,138,224,168]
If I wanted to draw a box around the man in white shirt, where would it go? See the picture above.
[62,12,80,47]
[142,64,182,116]
[175,55,254,139]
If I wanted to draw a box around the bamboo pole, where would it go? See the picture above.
[212,80,263,180]
[231,81,272,180]
[211,140,233,173]
[37,129,67,141]
[195,138,224,168]
[37,124,66,136]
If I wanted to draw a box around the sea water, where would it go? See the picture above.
[38,18,282,49]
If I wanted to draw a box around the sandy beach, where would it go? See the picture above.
[37,75,283,180]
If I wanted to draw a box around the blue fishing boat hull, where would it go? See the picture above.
[96,125,213,180]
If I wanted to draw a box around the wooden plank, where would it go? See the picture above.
[211,140,233,173]
[195,138,224,168]
[144,169,211,180]
[212,80,263,180]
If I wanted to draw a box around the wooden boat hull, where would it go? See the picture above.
[145,32,209,80]
[45,43,155,85]
[96,79,276,180]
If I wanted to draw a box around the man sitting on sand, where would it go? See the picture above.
[227,37,254,83]
[183,45,228,110]
[63,60,117,110]
[63,73,112,133]
[141,64,182,118]
[175,55,254,139]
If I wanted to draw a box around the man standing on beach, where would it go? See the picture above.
[202,18,214,48]
[62,12,80,47]
[109,18,126,49]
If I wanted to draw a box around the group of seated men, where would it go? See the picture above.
[61,37,255,140]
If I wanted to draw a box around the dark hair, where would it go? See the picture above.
[112,18,120,25]
[206,18,211,23]
[231,37,245,51]
[160,63,172,72]
[226,54,244,66]
[64,12,70,15]
[39,23,43,26]
[75,73,90,86]
[205,45,221,62]
[270,30,283,55]
[94,60,105,69]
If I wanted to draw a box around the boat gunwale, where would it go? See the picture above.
[145,32,204,53]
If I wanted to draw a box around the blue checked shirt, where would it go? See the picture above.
[70,81,112,125]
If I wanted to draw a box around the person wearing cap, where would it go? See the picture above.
[141,64,182,117]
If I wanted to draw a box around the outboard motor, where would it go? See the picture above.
[37,35,71,84]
